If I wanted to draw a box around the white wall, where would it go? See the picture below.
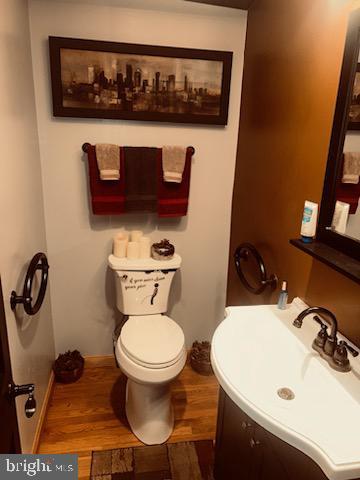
[29,0,247,354]
[0,0,55,453]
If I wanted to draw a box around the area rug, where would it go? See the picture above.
[90,440,214,479]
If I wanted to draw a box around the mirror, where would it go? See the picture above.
[318,8,360,261]
[333,50,360,240]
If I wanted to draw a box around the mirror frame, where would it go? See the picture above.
[318,8,360,261]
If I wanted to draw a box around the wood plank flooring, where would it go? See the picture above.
[38,356,219,480]
[90,441,214,479]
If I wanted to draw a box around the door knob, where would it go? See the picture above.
[8,383,36,418]
[24,393,36,418]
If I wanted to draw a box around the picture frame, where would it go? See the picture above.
[347,63,360,130]
[49,36,233,125]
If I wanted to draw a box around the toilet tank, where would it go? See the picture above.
[108,254,181,315]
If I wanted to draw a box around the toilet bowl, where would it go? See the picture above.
[108,253,185,444]
[115,314,186,445]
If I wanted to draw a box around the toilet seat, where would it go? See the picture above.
[119,314,185,369]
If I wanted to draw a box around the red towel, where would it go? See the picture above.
[157,147,192,217]
[336,182,360,214]
[86,145,125,215]
[336,154,360,214]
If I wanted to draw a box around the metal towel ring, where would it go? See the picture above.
[234,243,278,295]
[10,253,49,315]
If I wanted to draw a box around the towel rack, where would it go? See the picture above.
[81,142,195,155]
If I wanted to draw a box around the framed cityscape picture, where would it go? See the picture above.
[49,36,233,125]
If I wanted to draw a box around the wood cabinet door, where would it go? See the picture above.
[214,389,348,480]
[214,389,257,479]
[251,422,290,480]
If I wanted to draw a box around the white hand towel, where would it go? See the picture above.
[162,146,187,183]
[342,152,360,184]
[95,144,120,181]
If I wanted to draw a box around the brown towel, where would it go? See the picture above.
[157,147,192,217]
[342,152,360,184]
[124,147,157,212]
[162,146,187,183]
[86,145,125,215]
[95,143,120,180]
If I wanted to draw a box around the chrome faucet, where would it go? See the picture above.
[293,306,358,373]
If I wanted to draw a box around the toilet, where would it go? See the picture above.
[108,253,186,445]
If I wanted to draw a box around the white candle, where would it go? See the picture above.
[130,230,143,242]
[113,232,128,258]
[127,241,140,259]
[139,237,151,259]
[113,238,127,258]
[114,231,129,241]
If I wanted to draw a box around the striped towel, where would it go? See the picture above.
[157,147,192,217]
[86,145,125,215]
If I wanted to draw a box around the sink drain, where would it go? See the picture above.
[277,387,295,400]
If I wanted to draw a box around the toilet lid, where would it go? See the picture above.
[119,315,185,368]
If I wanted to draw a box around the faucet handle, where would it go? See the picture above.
[332,342,351,372]
[313,322,328,350]
[339,340,359,357]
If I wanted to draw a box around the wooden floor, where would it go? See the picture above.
[38,356,219,480]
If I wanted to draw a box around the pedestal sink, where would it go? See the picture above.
[211,298,360,480]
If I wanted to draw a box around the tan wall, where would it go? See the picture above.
[227,0,360,346]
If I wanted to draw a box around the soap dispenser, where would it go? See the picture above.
[277,281,288,310]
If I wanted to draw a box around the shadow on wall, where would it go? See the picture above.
[15,310,40,350]
[167,269,182,317]
[105,265,124,339]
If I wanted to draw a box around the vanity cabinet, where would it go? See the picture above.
[214,388,337,480]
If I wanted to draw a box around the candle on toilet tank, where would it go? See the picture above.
[139,237,151,258]
[127,241,140,259]
[115,231,129,241]
[113,232,129,258]
[113,238,127,258]
[130,230,143,242]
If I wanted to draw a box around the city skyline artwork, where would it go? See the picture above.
[50,37,232,125]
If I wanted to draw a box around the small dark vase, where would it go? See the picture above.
[190,341,213,376]
[53,350,84,383]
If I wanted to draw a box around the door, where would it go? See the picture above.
[0,277,21,453]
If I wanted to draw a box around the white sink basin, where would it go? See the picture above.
[211,298,360,480]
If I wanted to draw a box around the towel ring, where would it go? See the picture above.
[10,253,49,315]
[234,243,278,295]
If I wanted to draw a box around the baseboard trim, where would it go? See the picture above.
[83,354,114,359]
[31,370,54,454]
